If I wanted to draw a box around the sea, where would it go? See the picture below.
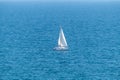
[0,2,120,80]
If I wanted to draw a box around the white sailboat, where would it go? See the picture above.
[54,27,68,50]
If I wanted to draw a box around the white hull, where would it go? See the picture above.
[54,46,68,51]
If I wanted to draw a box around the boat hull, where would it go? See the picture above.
[54,46,68,51]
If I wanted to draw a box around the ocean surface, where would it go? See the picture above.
[0,2,120,80]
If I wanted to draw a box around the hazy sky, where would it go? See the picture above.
[0,0,120,2]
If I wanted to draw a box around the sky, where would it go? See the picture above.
[0,0,120,2]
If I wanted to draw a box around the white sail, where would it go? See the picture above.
[58,28,68,47]
[54,27,68,50]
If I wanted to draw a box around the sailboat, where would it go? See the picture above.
[54,27,68,50]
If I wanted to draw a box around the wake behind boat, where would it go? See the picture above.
[54,27,68,50]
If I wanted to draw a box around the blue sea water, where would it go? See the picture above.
[0,2,120,80]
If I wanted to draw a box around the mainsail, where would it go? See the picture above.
[58,28,68,47]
